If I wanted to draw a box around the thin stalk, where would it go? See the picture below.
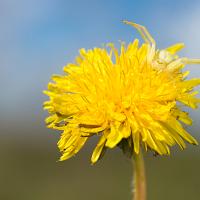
[132,151,146,200]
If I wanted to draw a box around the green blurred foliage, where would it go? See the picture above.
[1,122,200,200]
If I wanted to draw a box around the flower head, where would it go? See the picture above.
[44,21,200,164]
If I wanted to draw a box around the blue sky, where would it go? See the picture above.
[1,0,200,135]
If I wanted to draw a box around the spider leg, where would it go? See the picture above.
[123,20,155,45]
[181,58,200,64]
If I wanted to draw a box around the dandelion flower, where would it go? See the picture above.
[44,21,200,165]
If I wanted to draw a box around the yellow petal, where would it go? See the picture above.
[91,135,107,164]
[106,125,123,148]
[166,43,184,54]
[132,131,140,154]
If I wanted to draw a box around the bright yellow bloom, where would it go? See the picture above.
[44,21,200,164]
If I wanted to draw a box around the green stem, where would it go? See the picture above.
[132,151,146,200]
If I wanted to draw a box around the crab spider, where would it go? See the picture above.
[123,20,200,71]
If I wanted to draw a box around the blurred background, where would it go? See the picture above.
[1,0,200,199]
